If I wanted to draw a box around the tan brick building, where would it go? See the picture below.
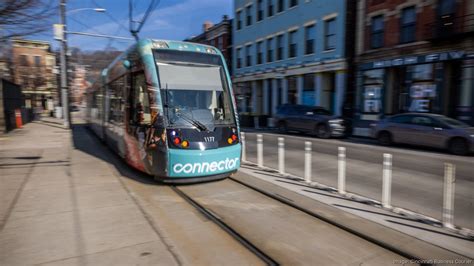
[11,39,58,111]
[353,0,474,135]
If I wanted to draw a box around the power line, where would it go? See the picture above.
[129,0,160,40]
[91,0,129,33]
[68,16,106,36]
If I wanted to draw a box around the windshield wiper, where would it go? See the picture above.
[175,110,208,131]
[162,83,208,131]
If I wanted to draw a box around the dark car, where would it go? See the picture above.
[274,104,349,138]
[69,105,80,112]
[371,113,474,155]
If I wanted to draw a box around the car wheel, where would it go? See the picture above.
[449,138,469,156]
[377,131,392,146]
[315,124,331,139]
[278,121,287,132]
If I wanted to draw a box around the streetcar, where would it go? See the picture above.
[86,39,241,183]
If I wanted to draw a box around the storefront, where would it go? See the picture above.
[354,50,474,135]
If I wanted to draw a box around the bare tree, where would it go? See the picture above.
[0,0,56,41]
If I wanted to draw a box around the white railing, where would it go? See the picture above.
[240,132,463,233]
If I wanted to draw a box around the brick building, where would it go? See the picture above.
[353,0,474,135]
[70,64,90,104]
[11,39,58,111]
[185,15,233,73]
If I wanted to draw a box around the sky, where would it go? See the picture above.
[35,0,233,51]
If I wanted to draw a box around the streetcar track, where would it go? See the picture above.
[171,186,279,266]
[228,177,424,264]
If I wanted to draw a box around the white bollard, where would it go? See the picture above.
[382,153,392,209]
[278,137,285,174]
[241,132,246,162]
[338,147,346,195]
[443,163,456,229]
[257,134,263,167]
[304,141,312,183]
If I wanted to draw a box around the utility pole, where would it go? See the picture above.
[59,0,70,128]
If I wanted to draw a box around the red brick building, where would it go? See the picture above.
[185,15,233,73]
[353,0,474,135]
[11,39,58,111]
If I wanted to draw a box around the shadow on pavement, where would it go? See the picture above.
[71,124,157,186]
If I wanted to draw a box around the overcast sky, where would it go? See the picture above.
[34,0,232,51]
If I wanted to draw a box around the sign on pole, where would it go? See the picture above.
[54,24,64,41]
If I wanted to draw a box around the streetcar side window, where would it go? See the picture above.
[130,71,151,124]
[108,76,125,124]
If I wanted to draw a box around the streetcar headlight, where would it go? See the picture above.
[206,48,216,54]
[152,41,169,49]
[227,138,233,144]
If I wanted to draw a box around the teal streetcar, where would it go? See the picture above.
[86,39,241,182]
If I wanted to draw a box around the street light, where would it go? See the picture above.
[67,8,106,15]
[59,2,106,128]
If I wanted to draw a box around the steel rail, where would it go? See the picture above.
[228,177,422,263]
[171,186,279,266]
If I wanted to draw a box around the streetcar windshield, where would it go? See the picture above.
[154,50,235,129]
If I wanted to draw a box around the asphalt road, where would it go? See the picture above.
[242,130,474,230]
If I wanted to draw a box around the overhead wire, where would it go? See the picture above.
[129,0,160,40]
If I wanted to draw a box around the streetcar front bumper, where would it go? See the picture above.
[167,144,241,178]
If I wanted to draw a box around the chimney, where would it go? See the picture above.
[202,21,214,32]
[223,15,229,21]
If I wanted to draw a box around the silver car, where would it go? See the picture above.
[371,113,474,155]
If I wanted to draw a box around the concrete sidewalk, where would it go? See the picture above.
[0,120,178,265]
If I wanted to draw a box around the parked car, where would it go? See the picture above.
[274,104,350,138]
[371,113,474,155]
[69,105,80,112]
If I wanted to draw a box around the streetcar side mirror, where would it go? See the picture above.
[123,60,131,69]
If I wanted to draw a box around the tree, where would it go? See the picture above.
[0,0,56,41]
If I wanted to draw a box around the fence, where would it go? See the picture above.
[240,132,465,232]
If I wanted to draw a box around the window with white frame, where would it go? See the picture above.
[257,41,263,64]
[305,24,315,54]
[245,44,252,66]
[324,18,336,50]
[288,30,297,58]
[267,38,274,62]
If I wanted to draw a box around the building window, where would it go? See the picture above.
[19,55,28,66]
[34,56,41,67]
[257,0,264,21]
[257,41,263,64]
[267,38,274,62]
[439,0,456,15]
[304,24,315,54]
[371,0,385,5]
[245,44,252,67]
[237,48,242,68]
[288,30,297,58]
[289,0,298,8]
[277,35,284,60]
[246,5,253,26]
[267,0,274,17]
[371,15,384,49]
[400,6,416,43]
[236,11,242,30]
[324,18,336,50]
[277,0,284,13]
[218,36,224,50]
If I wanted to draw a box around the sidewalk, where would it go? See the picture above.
[0,120,178,265]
